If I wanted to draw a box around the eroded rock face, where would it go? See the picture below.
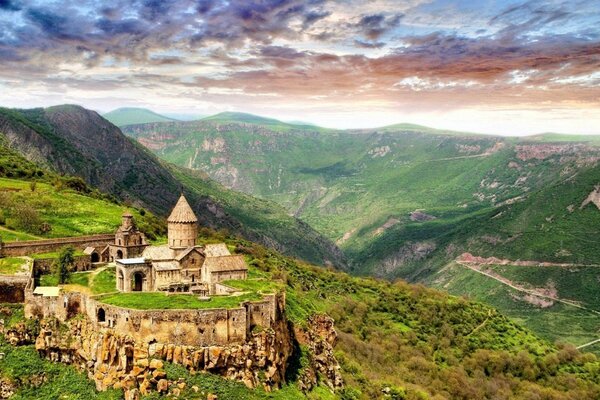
[33,314,295,398]
[295,314,343,392]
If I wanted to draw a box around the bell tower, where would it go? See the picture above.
[167,194,198,249]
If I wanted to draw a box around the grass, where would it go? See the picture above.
[0,257,27,275]
[97,291,262,310]
[0,336,122,400]
[91,267,117,294]
[223,278,283,293]
[0,226,40,241]
[31,249,85,259]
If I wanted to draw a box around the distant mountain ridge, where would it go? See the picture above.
[0,105,346,268]
[103,107,176,127]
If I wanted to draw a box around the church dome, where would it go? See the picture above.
[168,195,198,223]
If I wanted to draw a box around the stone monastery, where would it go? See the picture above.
[99,195,248,295]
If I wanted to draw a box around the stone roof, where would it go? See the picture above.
[175,246,204,261]
[83,246,96,255]
[33,286,60,297]
[142,245,177,261]
[204,243,231,257]
[167,195,198,223]
[153,261,181,271]
[117,257,147,265]
[204,254,248,273]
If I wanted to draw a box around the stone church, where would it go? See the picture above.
[111,195,248,294]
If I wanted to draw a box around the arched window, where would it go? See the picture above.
[97,308,106,322]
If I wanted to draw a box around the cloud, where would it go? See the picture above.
[0,0,21,11]
[0,0,598,133]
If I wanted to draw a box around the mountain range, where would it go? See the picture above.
[120,109,600,349]
[0,105,344,268]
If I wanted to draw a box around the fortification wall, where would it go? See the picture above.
[1,234,113,257]
[24,289,282,347]
[33,255,93,274]
[0,275,28,303]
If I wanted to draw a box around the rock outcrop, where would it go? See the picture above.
[33,314,295,398]
[295,314,343,392]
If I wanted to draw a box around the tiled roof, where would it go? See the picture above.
[153,261,181,271]
[204,254,248,272]
[167,195,198,223]
[142,245,177,261]
[204,243,231,257]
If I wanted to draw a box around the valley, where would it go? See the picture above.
[122,112,600,349]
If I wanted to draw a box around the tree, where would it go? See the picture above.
[55,246,75,284]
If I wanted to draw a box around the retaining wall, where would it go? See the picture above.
[0,234,113,257]
[24,288,282,347]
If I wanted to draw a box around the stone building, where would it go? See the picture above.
[115,195,248,294]
[99,212,148,262]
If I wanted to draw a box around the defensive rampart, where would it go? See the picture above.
[0,234,113,257]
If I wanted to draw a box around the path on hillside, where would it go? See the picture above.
[0,226,42,240]
[423,153,491,162]
[455,260,600,316]
[577,338,600,350]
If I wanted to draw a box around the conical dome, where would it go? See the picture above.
[167,195,198,223]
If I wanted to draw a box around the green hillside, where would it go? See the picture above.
[121,115,600,348]
[3,227,600,399]
[0,106,344,268]
[103,107,175,127]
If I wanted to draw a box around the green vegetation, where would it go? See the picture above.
[55,246,75,284]
[0,177,164,239]
[102,107,175,127]
[230,235,600,399]
[0,257,27,275]
[97,291,262,310]
[224,277,283,294]
[1,105,341,268]
[0,338,122,399]
[432,262,600,348]
[30,249,85,259]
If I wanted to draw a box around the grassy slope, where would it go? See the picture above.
[122,118,600,352]
[0,106,343,268]
[4,230,600,399]
[103,108,175,127]
[432,262,600,347]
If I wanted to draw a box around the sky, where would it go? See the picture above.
[0,0,599,135]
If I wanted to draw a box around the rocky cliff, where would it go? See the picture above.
[28,312,343,398]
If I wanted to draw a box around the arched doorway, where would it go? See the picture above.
[91,252,100,263]
[97,308,106,322]
[133,272,144,292]
[116,250,123,259]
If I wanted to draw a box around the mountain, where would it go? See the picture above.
[0,105,345,268]
[103,107,176,127]
[121,114,600,347]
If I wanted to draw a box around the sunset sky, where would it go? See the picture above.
[0,0,599,134]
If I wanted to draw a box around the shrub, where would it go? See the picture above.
[54,246,75,284]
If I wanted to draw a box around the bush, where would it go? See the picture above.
[54,246,75,284]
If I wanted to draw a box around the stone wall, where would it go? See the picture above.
[0,276,28,303]
[32,254,93,274]
[24,288,281,348]
[1,234,113,257]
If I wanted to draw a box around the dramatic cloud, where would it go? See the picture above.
[0,0,599,134]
